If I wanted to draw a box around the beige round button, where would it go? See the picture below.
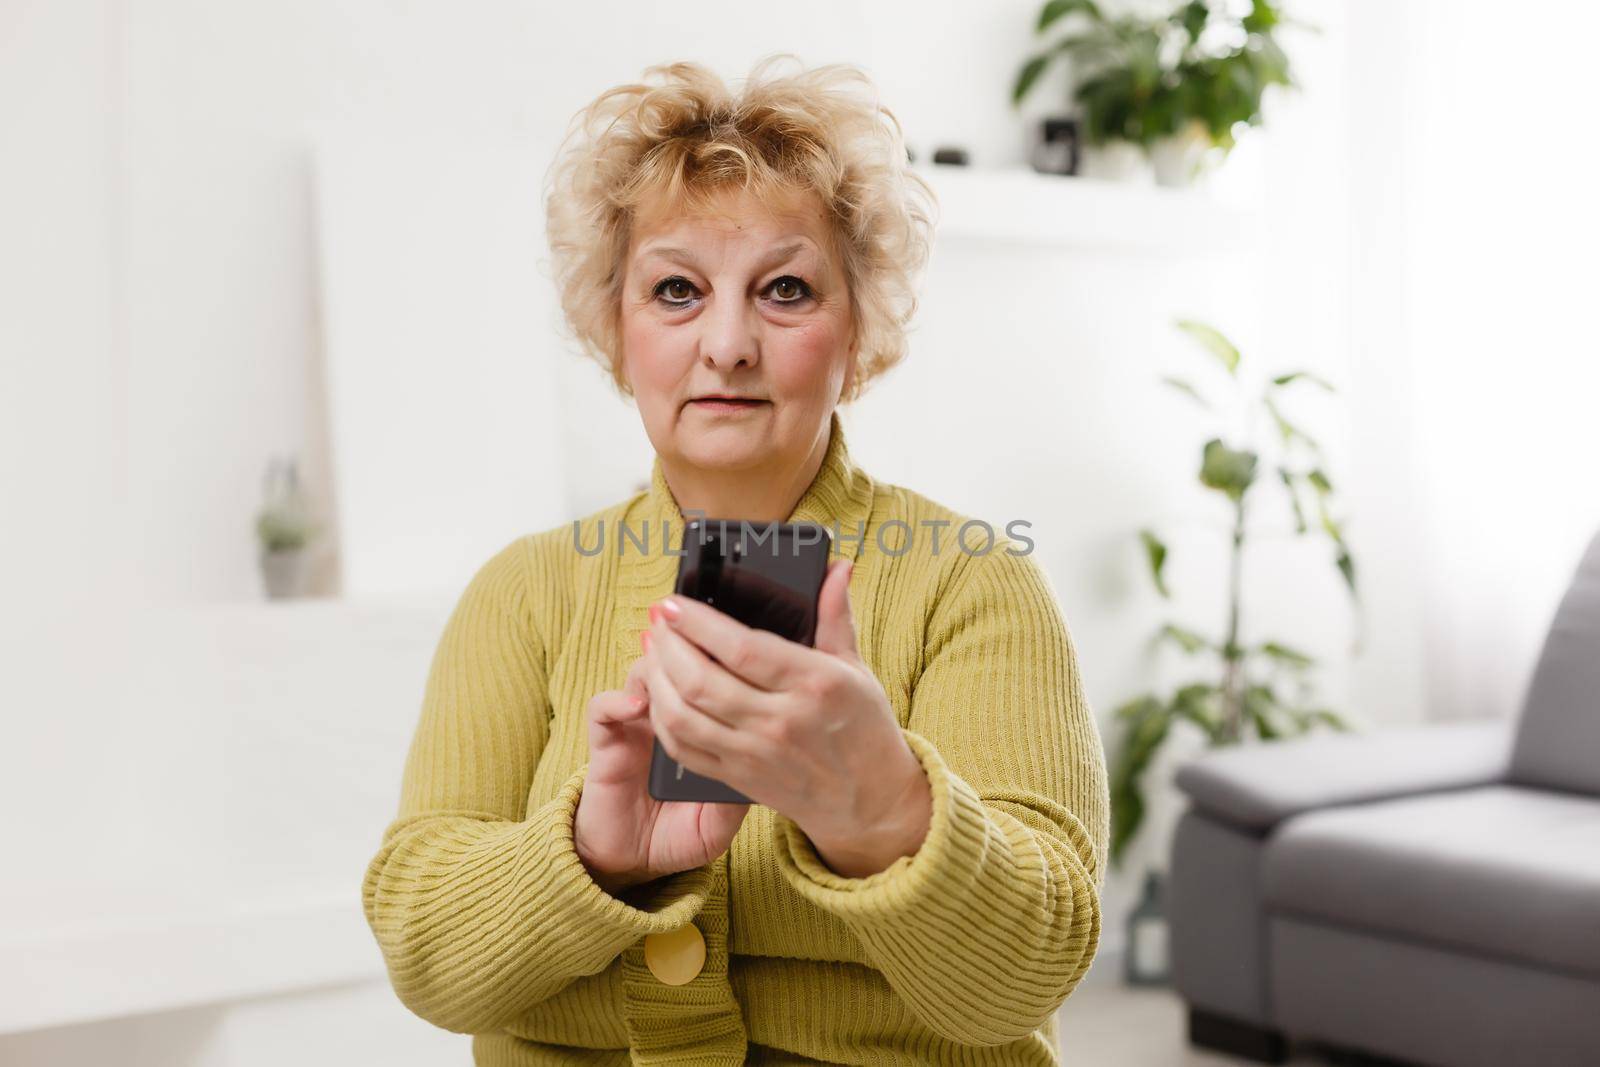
[642,923,706,985]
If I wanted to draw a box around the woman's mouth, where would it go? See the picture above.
[688,396,770,414]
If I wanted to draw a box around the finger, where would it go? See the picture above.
[623,655,650,701]
[648,696,728,778]
[657,594,809,690]
[588,688,650,728]
[642,639,752,774]
[811,558,859,659]
[650,614,774,729]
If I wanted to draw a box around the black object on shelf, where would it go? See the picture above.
[1031,116,1081,176]
[931,146,970,166]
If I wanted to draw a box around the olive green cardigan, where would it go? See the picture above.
[362,411,1109,1065]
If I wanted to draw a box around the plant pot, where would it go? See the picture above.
[260,546,310,599]
[1030,116,1081,176]
[1078,141,1153,184]
[1149,121,1213,188]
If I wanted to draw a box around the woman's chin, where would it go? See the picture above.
[674,423,771,471]
[681,446,766,472]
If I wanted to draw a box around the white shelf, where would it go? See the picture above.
[913,164,1261,252]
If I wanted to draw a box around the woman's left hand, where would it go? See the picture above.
[642,558,933,879]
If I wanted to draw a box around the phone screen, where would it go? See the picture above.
[676,520,827,645]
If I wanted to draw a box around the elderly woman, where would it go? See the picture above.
[362,56,1108,1066]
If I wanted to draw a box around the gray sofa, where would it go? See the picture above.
[1169,528,1600,1067]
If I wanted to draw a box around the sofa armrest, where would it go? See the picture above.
[1174,721,1513,832]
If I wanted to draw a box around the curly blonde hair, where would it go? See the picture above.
[542,54,937,402]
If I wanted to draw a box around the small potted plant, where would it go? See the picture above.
[1012,0,1300,187]
[256,454,320,599]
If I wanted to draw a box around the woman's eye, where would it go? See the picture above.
[654,277,697,305]
[768,276,813,304]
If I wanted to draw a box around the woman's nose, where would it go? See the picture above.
[699,292,760,371]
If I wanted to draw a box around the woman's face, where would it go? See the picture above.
[619,186,856,480]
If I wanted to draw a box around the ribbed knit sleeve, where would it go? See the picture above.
[361,537,714,1035]
[771,545,1109,1047]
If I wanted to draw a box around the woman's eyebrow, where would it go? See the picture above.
[638,241,815,270]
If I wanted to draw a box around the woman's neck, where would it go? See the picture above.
[659,430,830,524]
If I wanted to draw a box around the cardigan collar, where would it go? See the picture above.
[614,410,874,667]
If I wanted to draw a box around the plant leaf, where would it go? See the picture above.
[1335,546,1357,596]
[1263,395,1319,451]
[1155,622,1214,655]
[1306,707,1353,732]
[1109,694,1173,864]
[1277,467,1307,534]
[1176,319,1241,375]
[1171,682,1225,744]
[1012,53,1052,105]
[1139,528,1170,598]
[1243,0,1280,34]
[1243,684,1284,740]
[1161,375,1211,409]
[1316,496,1343,542]
[1037,0,1103,34]
[1321,513,1343,544]
[1199,438,1258,500]
[1113,693,1159,720]
[1271,370,1336,392]
[1255,640,1316,670]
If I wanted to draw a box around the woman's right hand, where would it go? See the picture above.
[573,645,751,896]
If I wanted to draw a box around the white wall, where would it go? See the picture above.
[1,0,145,944]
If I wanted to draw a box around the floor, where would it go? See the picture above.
[1056,983,1326,1066]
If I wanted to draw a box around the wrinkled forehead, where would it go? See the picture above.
[628,183,839,264]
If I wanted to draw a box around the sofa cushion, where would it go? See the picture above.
[1511,527,1600,795]
[1176,722,1511,833]
[1262,785,1600,978]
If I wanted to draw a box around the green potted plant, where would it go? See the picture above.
[256,454,321,599]
[1012,0,1300,186]
[1109,318,1358,868]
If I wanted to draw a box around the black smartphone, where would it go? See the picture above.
[647,518,833,803]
